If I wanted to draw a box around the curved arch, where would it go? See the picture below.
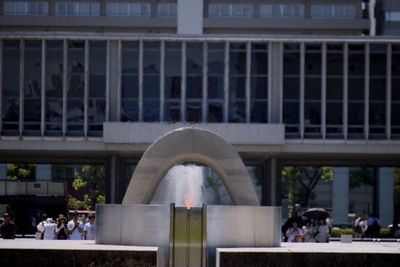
[122,127,260,206]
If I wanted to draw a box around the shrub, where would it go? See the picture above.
[331,227,355,237]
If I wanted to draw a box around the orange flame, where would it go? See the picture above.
[184,195,192,210]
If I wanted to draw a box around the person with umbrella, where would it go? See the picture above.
[285,218,302,242]
[315,216,330,243]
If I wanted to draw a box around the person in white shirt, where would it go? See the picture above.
[67,211,83,240]
[315,217,330,243]
[83,213,96,240]
[42,218,57,240]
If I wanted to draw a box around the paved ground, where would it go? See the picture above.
[0,239,399,254]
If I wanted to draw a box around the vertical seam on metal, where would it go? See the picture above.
[202,42,208,123]
[343,43,349,140]
[117,40,122,121]
[160,41,165,121]
[321,42,327,139]
[0,40,3,135]
[300,42,305,140]
[19,39,25,138]
[181,41,186,122]
[62,39,67,137]
[365,43,370,140]
[386,43,392,140]
[139,40,144,122]
[246,42,251,123]
[84,40,89,138]
[41,40,46,137]
[105,40,110,122]
[224,41,229,123]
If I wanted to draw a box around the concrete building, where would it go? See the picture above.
[0,0,398,230]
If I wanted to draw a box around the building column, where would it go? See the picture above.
[108,156,119,204]
[0,164,7,180]
[264,158,279,206]
[332,167,349,225]
[379,167,394,226]
[269,42,283,123]
[36,164,52,181]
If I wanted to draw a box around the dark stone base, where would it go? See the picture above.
[0,249,157,267]
[219,252,400,267]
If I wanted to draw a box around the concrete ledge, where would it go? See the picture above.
[0,240,157,267]
[217,242,400,267]
[103,122,285,145]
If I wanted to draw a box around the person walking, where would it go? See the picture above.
[315,217,330,243]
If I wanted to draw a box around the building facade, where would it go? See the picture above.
[0,0,399,229]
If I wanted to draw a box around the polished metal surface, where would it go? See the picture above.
[172,207,205,267]
[206,205,281,267]
[96,204,171,267]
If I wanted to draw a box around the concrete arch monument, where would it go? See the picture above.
[122,127,260,205]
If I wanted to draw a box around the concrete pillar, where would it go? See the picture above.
[36,164,52,181]
[379,167,394,226]
[332,167,349,225]
[0,164,7,180]
[107,41,121,122]
[109,156,119,204]
[265,158,278,206]
[177,0,203,34]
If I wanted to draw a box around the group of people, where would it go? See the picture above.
[354,213,381,238]
[36,211,96,240]
[284,217,331,243]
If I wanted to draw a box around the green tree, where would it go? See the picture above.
[68,165,106,210]
[282,166,333,217]
[6,163,35,180]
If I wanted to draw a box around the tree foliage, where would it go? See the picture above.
[68,165,106,210]
[6,163,35,180]
[282,166,333,217]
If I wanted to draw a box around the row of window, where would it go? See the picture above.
[3,1,176,17]
[2,2,356,19]
[2,39,400,140]
[208,4,356,19]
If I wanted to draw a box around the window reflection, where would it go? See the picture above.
[228,43,246,123]
[326,44,343,138]
[67,41,85,136]
[283,44,300,138]
[89,42,106,136]
[24,40,42,136]
[143,42,160,122]
[250,44,268,123]
[348,44,365,139]
[2,40,20,135]
[121,42,139,122]
[208,43,224,122]
[45,40,63,136]
[186,43,203,123]
[392,45,400,139]
[164,42,181,122]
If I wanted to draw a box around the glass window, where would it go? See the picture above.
[250,43,268,123]
[106,2,150,16]
[143,42,161,122]
[2,40,20,135]
[208,3,253,17]
[3,1,48,15]
[121,42,139,122]
[186,43,203,123]
[55,2,100,16]
[158,3,177,17]
[392,45,400,139]
[228,43,246,123]
[67,41,85,136]
[88,42,106,136]
[260,4,304,18]
[207,43,225,122]
[164,42,181,122]
[349,167,376,217]
[24,40,42,136]
[45,40,63,136]
[283,44,300,138]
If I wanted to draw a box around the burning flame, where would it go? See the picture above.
[184,195,193,210]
